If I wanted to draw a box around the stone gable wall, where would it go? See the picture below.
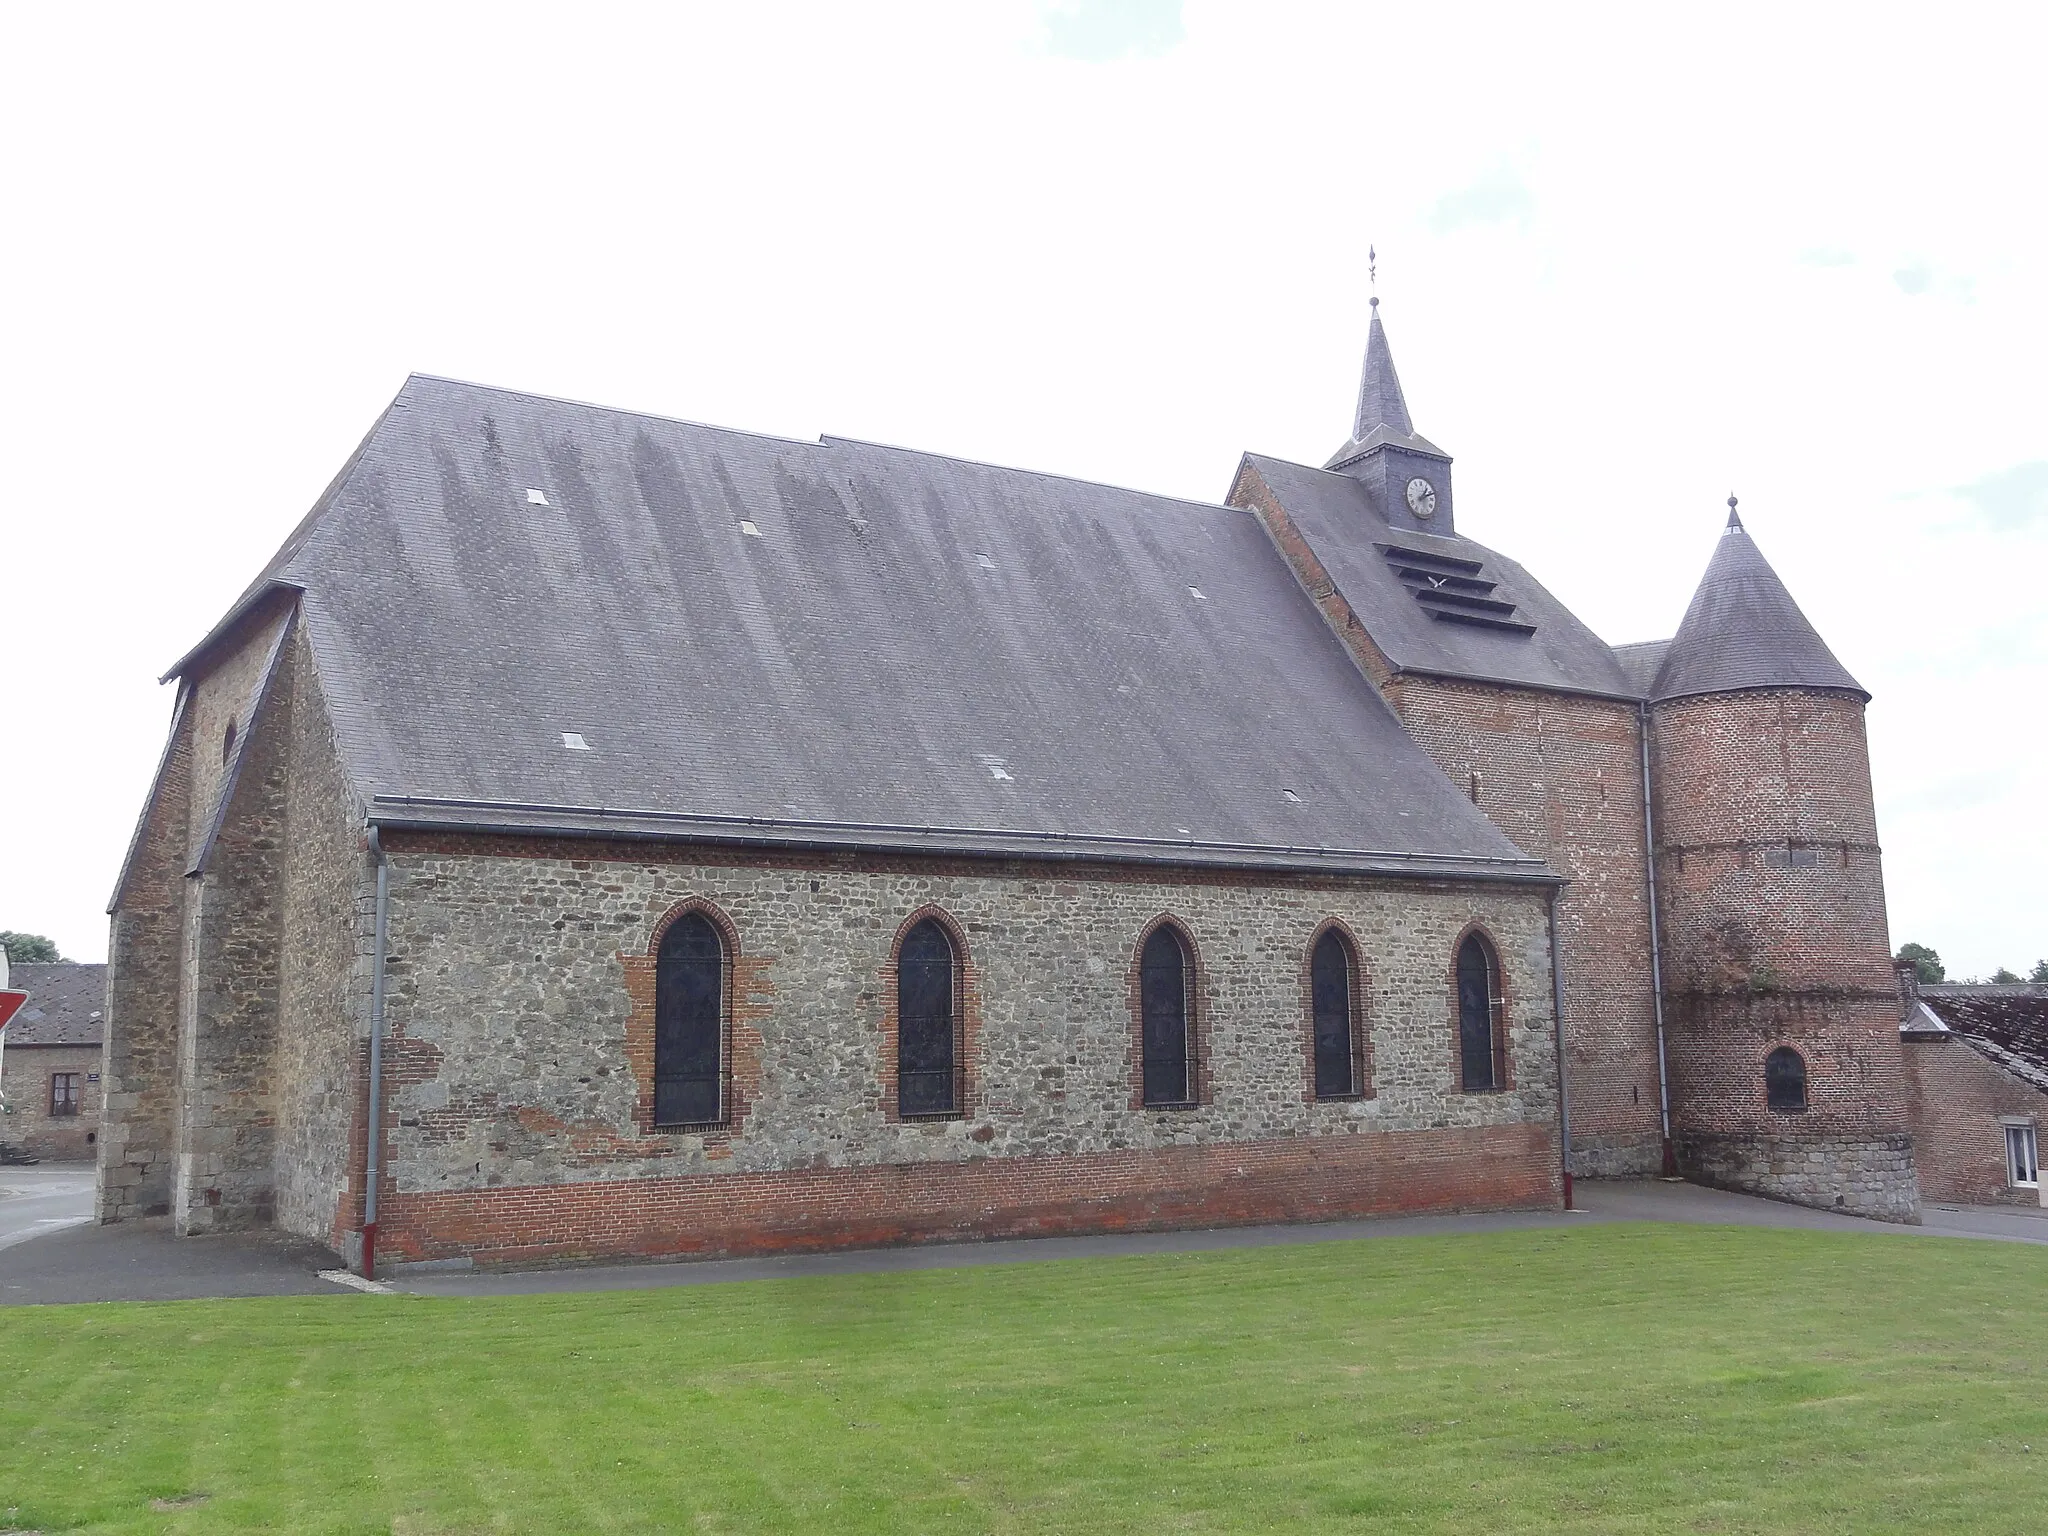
[366,836,1563,1265]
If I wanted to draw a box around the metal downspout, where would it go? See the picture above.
[1546,884,1573,1210]
[363,827,390,1280]
[1639,701,1676,1177]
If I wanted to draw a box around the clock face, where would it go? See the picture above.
[1405,477,1438,518]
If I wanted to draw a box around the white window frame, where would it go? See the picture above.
[2004,1122,2040,1188]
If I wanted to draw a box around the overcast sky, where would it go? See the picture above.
[4,1,2042,979]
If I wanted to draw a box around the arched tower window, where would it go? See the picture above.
[654,912,725,1126]
[896,918,959,1117]
[1456,931,1506,1093]
[1765,1045,1807,1112]
[1140,925,1196,1107]
[1311,927,1362,1098]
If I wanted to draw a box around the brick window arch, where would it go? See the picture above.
[1765,1045,1807,1112]
[623,897,753,1135]
[1453,926,1509,1093]
[1306,921,1370,1100]
[881,906,979,1123]
[1132,918,1204,1109]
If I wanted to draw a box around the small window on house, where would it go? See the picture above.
[223,718,237,765]
[1311,928,1362,1098]
[896,919,960,1117]
[1456,932,1506,1092]
[49,1073,81,1117]
[654,914,725,1127]
[1765,1046,1807,1112]
[2007,1124,2040,1188]
[1140,925,1196,1107]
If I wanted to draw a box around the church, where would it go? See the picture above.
[97,304,1921,1274]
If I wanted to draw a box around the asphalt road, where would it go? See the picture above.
[0,1165,95,1253]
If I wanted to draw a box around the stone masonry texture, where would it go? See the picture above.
[3,1045,105,1161]
[365,835,1562,1265]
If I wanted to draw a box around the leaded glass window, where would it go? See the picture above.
[1457,933,1502,1092]
[897,919,957,1117]
[1312,929,1358,1098]
[1141,926,1194,1107]
[655,913,723,1126]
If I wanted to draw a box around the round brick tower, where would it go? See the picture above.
[1646,502,1917,1221]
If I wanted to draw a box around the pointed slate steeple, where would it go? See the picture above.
[1324,297,1455,533]
[1650,499,1866,702]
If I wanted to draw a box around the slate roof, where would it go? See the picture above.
[1915,985,2048,1094]
[1650,510,1865,703]
[1610,639,1671,697]
[1325,309,1449,472]
[3,964,106,1048]
[1244,454,1641,699]
[178,375,1548,883]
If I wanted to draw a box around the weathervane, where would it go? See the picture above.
[1369,244,1378,310]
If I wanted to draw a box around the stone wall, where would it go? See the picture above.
[367,834,1564,1266]
[1678,1130,1918,1222]
[272,632,372,1248]
[1905,1035,2045,1207]
[3,1045,104,1162]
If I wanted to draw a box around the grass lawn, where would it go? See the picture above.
[1,1224,2044,1533]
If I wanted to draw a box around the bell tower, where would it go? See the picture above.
[1324,296,1456,537]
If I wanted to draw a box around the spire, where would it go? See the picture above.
[1651,505,1865,702]
[1351,305,1416,442]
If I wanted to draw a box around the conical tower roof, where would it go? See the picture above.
[1651,501,1866,702]
[1325,304,1446,470]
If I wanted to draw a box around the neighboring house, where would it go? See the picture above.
[100,302,1918,1275]
[1901,971,2046,1207]
[1,962,107,1162]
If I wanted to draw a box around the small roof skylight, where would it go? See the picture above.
[1188,586,1206,600]
[976,753,1013,782]
[740,520,763,538]
[526,488,550,505]
[561,732,590,751]
[975,553,996,571]
[1282,788,1302,803]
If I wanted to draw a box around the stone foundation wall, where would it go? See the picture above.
[1678,1131,1918,1222]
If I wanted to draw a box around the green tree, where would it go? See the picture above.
[1895,942,1944,984]
[1990,966,2023,985]
[2030,960,2048,984]
[0,932,61,964]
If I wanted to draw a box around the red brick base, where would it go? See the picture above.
[374,1124,1562,1270]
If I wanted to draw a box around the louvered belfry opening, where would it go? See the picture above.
[654,913,726,1127]
[1140,926,1196,1107]
[1311,929,1359,1098]
[897,919,960,1117]
[1456,932,1505,1092]
[1379,543,1536,634]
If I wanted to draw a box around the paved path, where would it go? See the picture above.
[1,1176,2039,1306]
[0,1165,96,1254]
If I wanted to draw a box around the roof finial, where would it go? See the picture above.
[1368,244,1378,310]
[1726,493,1743,531]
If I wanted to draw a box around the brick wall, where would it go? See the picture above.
[1651,689,1916,1220]
[3,1045,104,1161]
[1231,463,1664,1177]
[1905,1036,2045,1206]
[363,836,1563,1266]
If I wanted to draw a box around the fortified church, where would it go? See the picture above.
[99,304,1922,1273]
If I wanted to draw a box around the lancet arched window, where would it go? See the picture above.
[1140,924,1196,1107]
[1456,931,1506,1093]
[896,918,960,1117]
[654,913,725,1126]
[1311,927,1363,1098]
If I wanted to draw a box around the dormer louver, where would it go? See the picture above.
[1378,543,1535,635]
